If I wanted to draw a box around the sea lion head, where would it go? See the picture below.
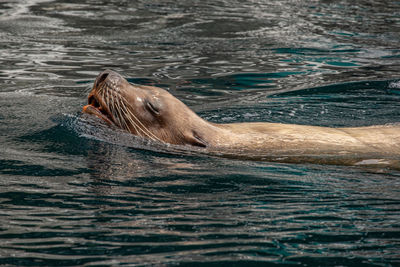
[82,70,208,147]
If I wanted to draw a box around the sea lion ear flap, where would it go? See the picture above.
[187,130,207,148]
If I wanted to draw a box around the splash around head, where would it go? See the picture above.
[82,70,211,147]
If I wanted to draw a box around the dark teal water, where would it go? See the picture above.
[1,0,400,266]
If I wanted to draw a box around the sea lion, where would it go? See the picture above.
[83,70,400,167]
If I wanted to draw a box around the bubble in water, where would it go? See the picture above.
[388,80,400,89]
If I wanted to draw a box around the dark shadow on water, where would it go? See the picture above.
[271,79,399,97]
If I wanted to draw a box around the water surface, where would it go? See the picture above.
[1,0,400,266]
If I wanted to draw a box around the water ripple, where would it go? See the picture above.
[1,0,400,265]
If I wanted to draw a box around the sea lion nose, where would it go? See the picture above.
[95,72,109,86]
[94,69,123,88]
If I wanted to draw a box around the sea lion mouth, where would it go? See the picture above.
[82,93,114,125]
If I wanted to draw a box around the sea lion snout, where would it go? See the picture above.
[95,69,124,89]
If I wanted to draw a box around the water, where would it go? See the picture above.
[1,0,400,265]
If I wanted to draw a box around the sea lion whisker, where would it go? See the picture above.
[115,94,132,132]
[105,88,119,126]
[113,92,143,135]
[108,90,118,124]
[111,93,122,127]
[119,99,135,132]
[123,103,161,142]
[119,102,151,139]
[98,83,107,109]
[106,89,126,131]
[115,96,156,140]
[98,82,107,96]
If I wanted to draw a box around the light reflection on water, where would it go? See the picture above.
[0,0,400,266]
